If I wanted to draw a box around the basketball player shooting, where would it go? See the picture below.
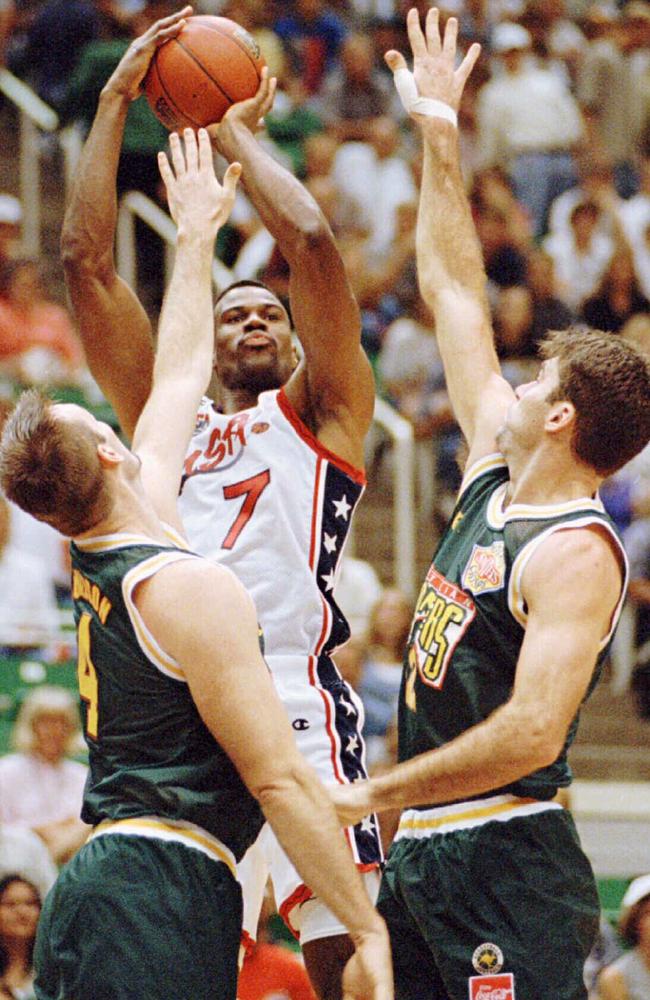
[60,8,383,1000]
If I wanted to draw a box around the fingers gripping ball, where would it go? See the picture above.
[144,16,266,130]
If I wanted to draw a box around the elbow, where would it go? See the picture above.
[509,703,567,771]
[251,760,312,807]
[288,210,332,257]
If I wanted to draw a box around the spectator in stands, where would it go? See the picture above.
[273,0,347,96]
[238,889,316,1000]
[0,687,89,864]
[315,32,395,142]
[618,138,650,300]
[0,875,40,1000]
[0,495,61,653]
[596,874,650,998]
[358,588,413,767]
[0,198,21,272]
[0,827,56,907]
[581,247,650,333]
[0,259,83,386]
[543,199,615,313]
[524,248,574,348]
[21,0,101,113]
[476,20,584,236]
[470,167,532,289]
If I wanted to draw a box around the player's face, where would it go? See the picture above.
[497,358,561,453]
[213,287,296,394]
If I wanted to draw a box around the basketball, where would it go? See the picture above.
[144,15,266,131]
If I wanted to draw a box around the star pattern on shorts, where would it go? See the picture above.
[321,568,336,592]
[346,734,359,753]
[323,532,337,554]
[333,494,352,521]
[359,816,376,835]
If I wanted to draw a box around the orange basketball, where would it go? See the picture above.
[144,15,266,130]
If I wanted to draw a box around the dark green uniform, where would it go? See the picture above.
[378,456,626,1000]
[34,534,264,1000]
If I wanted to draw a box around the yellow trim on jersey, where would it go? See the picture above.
[122,551,197,681]
[161,522,190,550]
[396,795,562,839]
[459,453,507,498]
[486,483,605,531]
[74,532,170,553]
[89,817,236,877]
[507,516,628,647]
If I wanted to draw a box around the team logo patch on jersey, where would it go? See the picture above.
[469,973,515,1000]
[472,943,504,974]
[462,541,506,595]
[193,412,210,435]
[407,568,476,693]
[251,421,270,434]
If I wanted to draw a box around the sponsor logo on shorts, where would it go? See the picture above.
[469,972,515,1000]
[472,943,504,974]
[461,541,506,595]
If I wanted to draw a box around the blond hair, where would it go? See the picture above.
[12,686,85,756]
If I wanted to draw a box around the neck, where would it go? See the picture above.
[74,488,169,545]
[505,447,599,507]
[2,940,31,980]
[208,373,264,413]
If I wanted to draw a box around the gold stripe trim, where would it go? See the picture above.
[90,818,236,877]
[399,797,540,831]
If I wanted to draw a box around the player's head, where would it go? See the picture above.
[538,326,650,476]
[213,281,297,394]
[0,390,133,537]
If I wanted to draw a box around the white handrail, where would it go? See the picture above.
[373,398,416,597]
[0,68,58,132]
[116,190,417,592]
[117,190,233,290]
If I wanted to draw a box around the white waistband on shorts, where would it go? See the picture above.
[88,815,237,877]
[396,794,562,840]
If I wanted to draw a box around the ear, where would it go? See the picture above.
[97,442,124,468]
[545,400,575,435]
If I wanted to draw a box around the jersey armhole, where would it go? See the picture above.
[507,517,629,647]
[276,388,366,486]
[122,551,198,681]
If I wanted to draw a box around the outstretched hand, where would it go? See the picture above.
[105,5,193,102]
[385,7,480,120]
[158,128,241,239]
[208,66,277,146]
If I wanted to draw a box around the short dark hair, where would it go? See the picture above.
[0,390,109,536]
[214,279,277,307]
[540,325,650,477]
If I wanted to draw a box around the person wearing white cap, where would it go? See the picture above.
[596,875,650,999]
[476,18,584,236]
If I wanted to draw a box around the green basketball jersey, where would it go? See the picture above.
[71,533,264,861]
[400,454,627,803]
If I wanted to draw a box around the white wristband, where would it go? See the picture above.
[393,67,458,127]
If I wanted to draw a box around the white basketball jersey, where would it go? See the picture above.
[180,387,363,670]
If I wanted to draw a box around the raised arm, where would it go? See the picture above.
[210,76,374,468]
[386,9,514,462]
[60,7,192,441]
[332,526,623,823]
[132,129,240,530]
[136,560,393,1000]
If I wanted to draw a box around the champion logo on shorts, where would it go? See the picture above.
[469,973,515,1000]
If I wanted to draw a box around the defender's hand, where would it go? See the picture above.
[158,128,241,238]
[385,7,480,120]
[104,6,193,102]
[330,780,374,828]
[208,67,277,147]
[343,925,394,1000]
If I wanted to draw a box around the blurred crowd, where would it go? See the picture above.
[0,1,648,995]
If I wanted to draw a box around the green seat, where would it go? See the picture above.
[597,877,631,925]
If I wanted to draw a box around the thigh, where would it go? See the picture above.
[393,811,599,1000]
[34,834,243,1000]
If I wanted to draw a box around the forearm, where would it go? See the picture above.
[260,767,383,941]
[61,88,129,268]
[216,121,324,262]
[365,701,555,814]
[417,121,490,311]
